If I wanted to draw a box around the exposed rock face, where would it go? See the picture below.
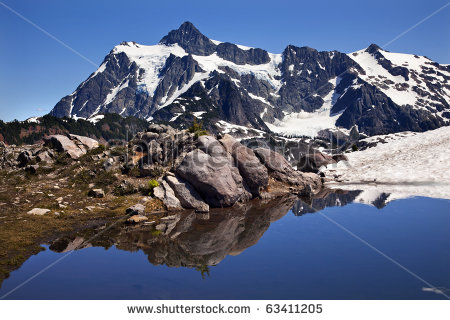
[297,152,336,173]
[219,134,268,196]
[49,22,450,137]
[153,181,183,211]
[128,126,322,210]
[254,147,321,190]
[165,175,209,212]
[176,149,249,207]
[160,21,217,56]
[44,134,98,159]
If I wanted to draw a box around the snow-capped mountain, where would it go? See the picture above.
[50,22,450,137]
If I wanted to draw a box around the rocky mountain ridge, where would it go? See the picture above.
[50,22,450,137]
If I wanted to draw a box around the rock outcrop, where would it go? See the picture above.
[126,125,324,210]
[44,134,98,159]
[219,134,268,197]
[254,148,322,191]
[165,175,209,212]
[176,149,250,208]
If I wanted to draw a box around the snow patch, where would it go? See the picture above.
[324,126,450,201]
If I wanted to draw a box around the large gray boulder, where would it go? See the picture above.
[176,149,249,207]
[219,134,268,196]
[44,134,98,159]
[165,175,209,212]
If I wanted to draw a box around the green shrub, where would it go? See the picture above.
[351,144,359,152]
[148,179,159,195]
[188,118,209,138]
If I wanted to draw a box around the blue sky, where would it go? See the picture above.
[0,0,449,121]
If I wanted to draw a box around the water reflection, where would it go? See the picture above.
[49,196,298,268]
[47,189,380,270]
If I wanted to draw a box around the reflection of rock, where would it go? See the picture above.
[292,189,362,215]
[49,236,91,252]
[49,196,297,268]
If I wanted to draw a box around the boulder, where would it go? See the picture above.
[126,203,145,215]
[153,181,183,211]
[44,134,98,159]
[126,215,148,224]
[27,208,50,215]
[148,124,165,134]
[155,224,166,231]
[165,175,209,212]
[25,164,39,174]
[17,151,32,167]
[88,188,105,198]
[176,149,247,207]
[254,148,321,189]
[297,152,336,173]
[35,149,54,163]
[219,134,268,196]
[332,154,349,162]
[69,134,99,150]
[44,135,84,159]
[197,135,228,158]
[161,181,183,211]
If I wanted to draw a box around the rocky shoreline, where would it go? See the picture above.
[1,123,340,217]
[0,123,352,284]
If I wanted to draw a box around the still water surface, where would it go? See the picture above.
[1,194,449,299]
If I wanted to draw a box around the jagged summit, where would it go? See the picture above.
[365,43,383,53]
[160,21,216,56]
[49,24,450,138]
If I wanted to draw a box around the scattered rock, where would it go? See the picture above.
[35,149,54,163]
[155,224,166,231]
[88,188,105,198]
[126,203,145,216]
[27,208,50,216]
[127,215,148,224]
[25,164,39,174]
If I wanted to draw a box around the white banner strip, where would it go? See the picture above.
[0,300,449,320]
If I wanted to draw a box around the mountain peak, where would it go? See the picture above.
[159,21,216,55]
[365,43,382,54]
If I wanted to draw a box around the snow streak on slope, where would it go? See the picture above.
[324,126,450,201]
[265,77,343,137]
[113,42,187,95]
[93,42,284,115]
[193,52,283,91]
[349,48,450,111]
